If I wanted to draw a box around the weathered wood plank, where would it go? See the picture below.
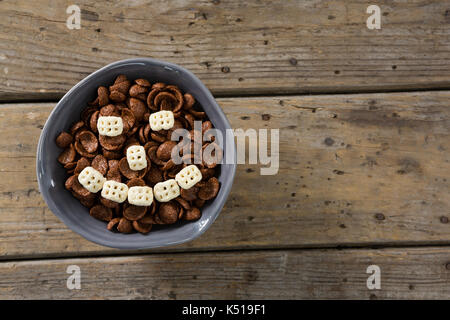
[1,247,449,299]
[0,91,449,258]
[1,0,450,99]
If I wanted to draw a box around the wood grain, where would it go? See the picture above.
[0,91,449,258]
[1,247,449,299]
[1,0,450,100]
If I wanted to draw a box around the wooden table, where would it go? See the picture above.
[0,0,449,299]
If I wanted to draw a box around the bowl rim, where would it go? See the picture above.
[36,58,236,249]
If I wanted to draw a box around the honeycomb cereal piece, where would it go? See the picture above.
[77,166,106,193]
[101,180,128,203]
[126,145,147,171]
[149,111,174,131]
[128,186,153,206]
[97,116,123,137]
[175,165,202,190]
[153,179,180,202]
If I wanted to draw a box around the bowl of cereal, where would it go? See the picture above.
[37,58,236,249]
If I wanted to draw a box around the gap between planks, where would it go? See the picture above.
[3,242,450,264]
[3,86,450,104]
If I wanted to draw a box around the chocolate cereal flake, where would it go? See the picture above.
[56,131,73,148]
[91,154,108,175]
[90,205,113,222]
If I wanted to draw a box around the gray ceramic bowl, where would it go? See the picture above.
[37,58,236,249]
